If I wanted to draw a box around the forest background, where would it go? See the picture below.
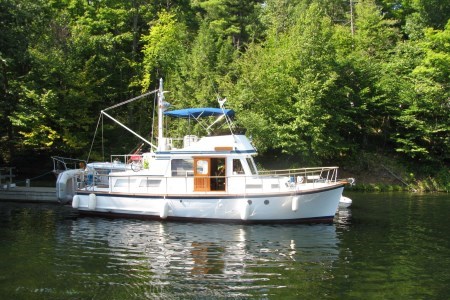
[0,0,449,191]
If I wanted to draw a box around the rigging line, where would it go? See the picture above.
[101,114,104,161]
[103,89,158,112]
[206,114,226,131]
[101,110,157,150]
[87,114,103,163]
[208,75,234,136]
[151,92,157,147]
[224,113,235,135]
[208,75,221,102]
[219,99,235,136]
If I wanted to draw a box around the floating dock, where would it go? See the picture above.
[0,186,58,203]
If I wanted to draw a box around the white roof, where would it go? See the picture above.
[181,134,255,153]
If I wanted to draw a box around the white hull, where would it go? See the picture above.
[73,185,344,223]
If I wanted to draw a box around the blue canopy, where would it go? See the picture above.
[164,108,235,119]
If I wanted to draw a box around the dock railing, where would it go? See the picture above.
[0,167,16,188]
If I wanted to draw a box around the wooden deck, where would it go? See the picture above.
[0,186,58,203]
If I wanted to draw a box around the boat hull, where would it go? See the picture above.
[73,184,344,223]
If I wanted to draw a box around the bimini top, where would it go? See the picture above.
[164,108,235,119]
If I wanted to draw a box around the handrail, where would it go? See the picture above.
[0,167,16,185]
[52,156,86,174]
[75,166,341,195]
[258,167,339,182]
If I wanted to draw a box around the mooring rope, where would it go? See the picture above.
[13,170,55,185]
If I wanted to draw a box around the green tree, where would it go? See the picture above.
[166,0,264,112]
[192,0,264,49]
[231,3,344,161]
[378,0,450,38]
[394,22,450,162]
[7,0,157,159]
[0,0,52,162]
[141,10,188,90]
[407,0,450,30]
[333,0,400,152]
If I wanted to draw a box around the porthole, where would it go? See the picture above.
[264,200,269,205]
[247,200,252,205]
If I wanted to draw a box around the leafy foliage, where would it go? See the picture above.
[0,0,448,178]
[394,22,450,162]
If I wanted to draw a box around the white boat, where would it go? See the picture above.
[59,79,354,223]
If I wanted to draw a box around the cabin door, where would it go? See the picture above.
[194,158,211,192]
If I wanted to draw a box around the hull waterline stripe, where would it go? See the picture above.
[76,183,344,200]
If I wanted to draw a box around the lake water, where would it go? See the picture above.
[0,192,449,299]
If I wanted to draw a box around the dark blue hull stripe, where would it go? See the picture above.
[76,183,344,200]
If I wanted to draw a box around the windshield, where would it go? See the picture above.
[246,157,258,175]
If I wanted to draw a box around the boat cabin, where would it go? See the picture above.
[106,133,260,194]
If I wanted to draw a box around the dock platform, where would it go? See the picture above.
[0,186,58,203]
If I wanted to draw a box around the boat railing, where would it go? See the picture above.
[74,166,341,194]
[52,156,86,175]
[258,166,339,183]
[110,154,143,164]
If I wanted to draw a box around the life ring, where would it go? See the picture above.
[131,162,142,172]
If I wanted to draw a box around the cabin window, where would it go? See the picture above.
[139,179,161,187]
[232,159,244,175]
[171,159,194,176]
[195,159,209,175]
[114,179,136,187]
[246,158,257,175]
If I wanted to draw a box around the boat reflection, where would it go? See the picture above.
[66,218,341,297]
[335,205,352,227]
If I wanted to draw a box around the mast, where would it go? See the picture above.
[157,78,170,150]
[157,78,164,150]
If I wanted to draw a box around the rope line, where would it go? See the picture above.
[13,170,55,185]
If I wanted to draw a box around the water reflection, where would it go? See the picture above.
[335,206,352,228]
[62,217,340,298]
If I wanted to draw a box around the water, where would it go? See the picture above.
[0,192,449,299]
